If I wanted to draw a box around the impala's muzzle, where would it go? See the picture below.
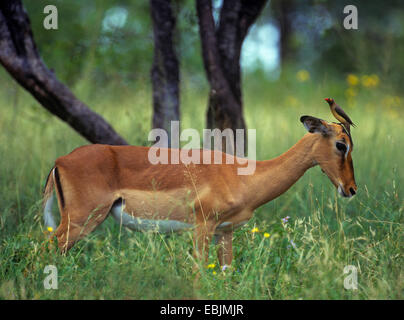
[338,184,357,198]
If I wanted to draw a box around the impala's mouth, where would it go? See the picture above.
[338,184,356,198]
[320,168,357,198]
[349,187,356,196]
[338,185,349,197]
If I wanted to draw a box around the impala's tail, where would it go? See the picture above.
[43,167,57,231]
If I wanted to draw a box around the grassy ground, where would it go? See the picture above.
[0,69,402,299]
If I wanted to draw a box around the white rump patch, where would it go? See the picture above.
[44,193,57,230]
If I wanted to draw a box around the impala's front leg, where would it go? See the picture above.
[193,220,215,266]
[215,230,233,268]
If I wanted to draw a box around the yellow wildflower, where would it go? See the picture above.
[286,96,298,107]
[264,233,270,238]
[345,87,357,98]
[207,263,215,269]
[346,74,359,86]
[382,95,401,108]
[296,70,310,82]
[361,74,379,88]
[47,227,53,232]
[251,227,259,233]
[212,271,217,275]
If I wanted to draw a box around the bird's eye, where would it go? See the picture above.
[336,142,347,153]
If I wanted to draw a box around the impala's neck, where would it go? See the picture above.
[247,133,319,209]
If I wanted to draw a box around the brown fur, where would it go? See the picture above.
[43,119,357,265]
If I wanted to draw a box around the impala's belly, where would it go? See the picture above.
[110,188,250,233]
[110,203,194,233]
[110,204,248,233]
[114,188,196,223]
[109,201,249,234]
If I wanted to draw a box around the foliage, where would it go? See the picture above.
[0,68,402,299]
[22,0,404,94]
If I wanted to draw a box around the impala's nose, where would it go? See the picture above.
[338,184,357,198]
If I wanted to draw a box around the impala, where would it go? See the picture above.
[43,115,357,267]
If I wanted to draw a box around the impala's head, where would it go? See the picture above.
[300,115,357,198]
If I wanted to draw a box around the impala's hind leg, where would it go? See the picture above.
[55,205,111,253]
[49,164,116,253]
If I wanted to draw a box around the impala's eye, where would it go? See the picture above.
[336,142,347,153]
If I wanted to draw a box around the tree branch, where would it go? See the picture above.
[0,0,128,145]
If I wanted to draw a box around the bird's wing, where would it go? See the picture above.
[335,105,355,126]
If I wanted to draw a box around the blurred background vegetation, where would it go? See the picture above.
[3,0,399,139]
[20,0,404,92]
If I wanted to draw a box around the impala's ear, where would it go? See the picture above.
[300,115,331,136]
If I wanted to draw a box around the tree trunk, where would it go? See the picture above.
[272,0,295,64]
[196,0,267,154]
[0,0,128,145]
[150,0,180,147]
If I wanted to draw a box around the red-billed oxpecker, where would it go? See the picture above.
[324,98,356,135]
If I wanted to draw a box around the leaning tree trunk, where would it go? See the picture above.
[150,0,180,147]
[0,0,128,145]
[196,0,267,154]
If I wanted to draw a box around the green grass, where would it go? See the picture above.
[0,69,403,299]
